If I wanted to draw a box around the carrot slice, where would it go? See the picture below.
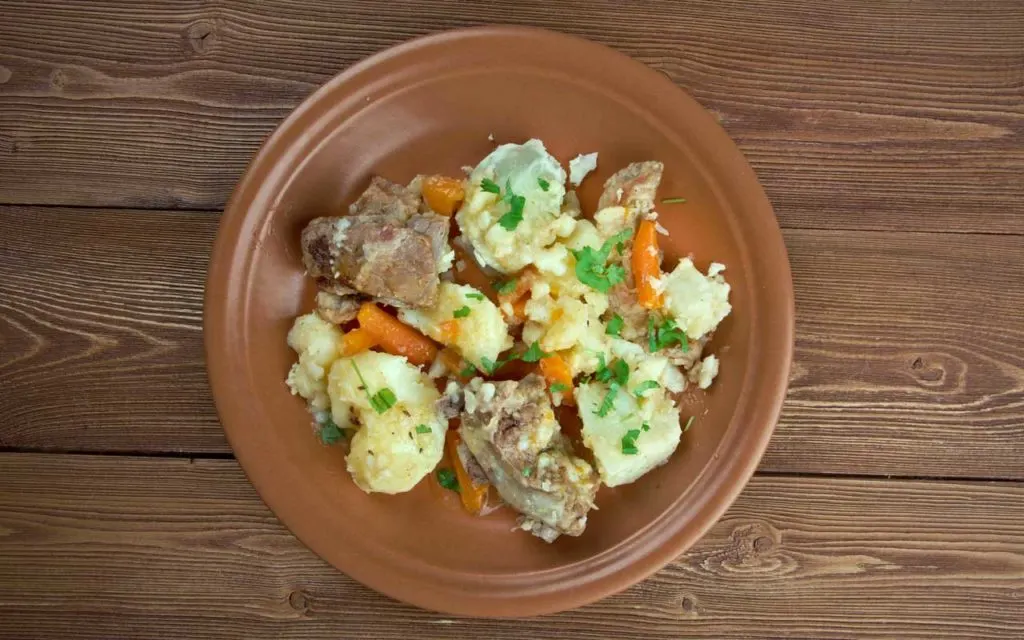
[340,328,377,356]
[438,319,461,343]
[356,303,438,366]
[446,430,488,515]
[539,353,575,405]
[633,219,664,309]
[422,175,465,216]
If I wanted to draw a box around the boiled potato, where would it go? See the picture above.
[657,258,731,340]
[327,350,446,494]
[399,282,511,369]
[577,382,682,487]
[285,312,344,411]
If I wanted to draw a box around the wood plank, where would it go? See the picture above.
[0,453,1020,639]
[1,0,1021,232]
[2,206,1023,478]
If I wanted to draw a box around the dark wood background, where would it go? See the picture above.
[1,1,1022,637]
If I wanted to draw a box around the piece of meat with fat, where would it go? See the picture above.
[596,161,664,216]
[457,374,599,542]
[301,177,452,308]
[315,289,362,324]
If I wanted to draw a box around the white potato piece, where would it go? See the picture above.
[577,382,682,487]
[327,351,446,494]
[285,312,345,412]
[658,258,731,341]
[398,282,512,369]
[456,139,576,273]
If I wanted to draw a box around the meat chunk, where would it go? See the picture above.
[300,178,453,309]
[596,161,664,214]
[315,290,361,324]
[348,176,420,221]
[458,375,599,542]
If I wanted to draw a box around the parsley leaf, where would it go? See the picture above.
[595,357,629,386]
[480,178,501,194]
[520,341,550,363]
[571,229,634,293]
[437,468,460,492]
[684,416,695,432]
[605,314,624,337]
[621,428,642,455]
[641,421,651,432]
[318,419,344,445]
[633,380,660,397]
[495,278,517,295]
[662,197,687,204]
[479,357,499,375]
[459,364,477,377]
[549,382,569,394]
[415,424,432,434]
[498,196,525,230]
[351,361,396,414]
[522,467,533,477]
[649,317,688,352]
[453,306,471,318]
[538,177,550,191]
[596,382,620,418]
[466,292,485,301]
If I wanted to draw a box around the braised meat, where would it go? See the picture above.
[300,178,452,310]
[458,374,599,542]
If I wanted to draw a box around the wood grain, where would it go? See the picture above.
[1,0,1022,232]
[0,453,1020,639]
[2,206,1022,478]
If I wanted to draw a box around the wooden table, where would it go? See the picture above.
[2,1,1022,638]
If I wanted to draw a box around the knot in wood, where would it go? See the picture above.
[184,19,218,54]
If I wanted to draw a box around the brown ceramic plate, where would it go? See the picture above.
[205,26,793,617]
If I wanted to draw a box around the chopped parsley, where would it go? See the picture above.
[479,356,499,375]
[596,382,620,418]
[641,421,651,432]
[621,428,642,455]
[684,416,695,432]
[453,305,471,318]
[570,229,633,293]
[662,197,687,204]
[520,341,550,363]
[649,316,688,352]
[549,382,569,394]
[465,292,485,301]
[351,361,397,414]
[595,357,629,387]
[522,467,533,477]
[495,278,517,295]
[318,419,344,445]
[605,313,624,337]
[633,380,660,397]
[415,424,432,434]
[538,177,550,191]
[459,364,477,377]
[497,179,526,231]
[480,178,501,194]
[436,468,459,492]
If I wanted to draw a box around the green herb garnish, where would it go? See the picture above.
[453,305,471,318]
[595,357,629,386]
[497,179,526,231]
[522,467,533,477]
[351,361,397,414]
[479,356,499,375]
[459,364,477,377]
[415,424,432,434]
[538,177,550,191]
[466,292,485,301]
[621,428,642,455]
[596,383,620,418]
[662,197,687,204]
[480,178,501,194]
[641,422,651,432]
[605,314,624,337]
[318,419,344,445]
[633,380,660,398]
[549,382,569,394]
[649,317,688,352]
[495,278,517,295]
[520,341,550,363]
[570,229,633,293]
[437,468,460,492]
[684,416,695,432]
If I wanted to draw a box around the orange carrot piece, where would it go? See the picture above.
[539,353,575,405]
[422,175,465,216]
[356,303,438,366]
[511,297,528,321]
[439,319,461,343]
[497,266,538,306]
[340,328,377,356]
[447,430,488,515]
[633,219,664,309]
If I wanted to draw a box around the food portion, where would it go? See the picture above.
[285,140,731,542]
